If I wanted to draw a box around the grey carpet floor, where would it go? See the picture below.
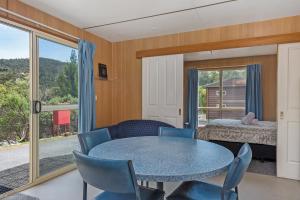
[248,159,276,176]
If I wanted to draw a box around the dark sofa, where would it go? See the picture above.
[102,120,175,139]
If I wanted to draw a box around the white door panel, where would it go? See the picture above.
[277,43,300,180]
[142,54,183,128]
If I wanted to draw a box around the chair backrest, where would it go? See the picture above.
[158,127,195,139]
[77,128,111,154]
[115,120,174,138]
[223,143,252,191]
[73,151,141,199]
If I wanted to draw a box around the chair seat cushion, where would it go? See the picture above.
[167,181,237,200]
[95,186,164,200]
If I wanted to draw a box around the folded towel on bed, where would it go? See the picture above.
[242,112,258,125]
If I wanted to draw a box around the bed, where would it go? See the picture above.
[199,119,277,160]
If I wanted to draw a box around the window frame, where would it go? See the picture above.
[197,66,246,122]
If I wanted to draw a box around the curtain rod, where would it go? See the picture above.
[0,7,80,41]
[195,64,247,70]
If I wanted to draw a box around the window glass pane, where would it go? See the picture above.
[38,37,79,177]
[0,23,30,194]
[221,68,246,119]
[39,38,78,106]
[39,110,79,176]
[198,70,220,108]
[198,70,220,125]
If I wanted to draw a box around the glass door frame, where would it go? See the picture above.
[31,31,78,182]
[0,17,78,197]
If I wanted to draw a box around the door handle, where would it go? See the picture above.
[280,111,284,119]
[33,101,42,114]
[179,108,181,116]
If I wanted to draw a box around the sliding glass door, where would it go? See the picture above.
[0,22,31,195]
[36,36,79,177]
[0,20,79,196]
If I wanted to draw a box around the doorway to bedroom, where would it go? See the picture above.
[184,44,278,176]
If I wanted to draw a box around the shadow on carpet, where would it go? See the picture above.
[247,159,276,176]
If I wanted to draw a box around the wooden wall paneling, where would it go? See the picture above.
[123,40,143,120]
[0,0,8,17]
[178,16,300,46]
[185,55,277,121]
[112,16,300,123]
[7,0,81,39]
[111,42,123,123]
[136,32,300,58]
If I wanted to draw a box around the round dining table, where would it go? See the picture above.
[88,136,234,190]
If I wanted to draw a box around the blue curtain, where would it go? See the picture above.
[78,40,96,133]
[246,64,263,120]
[186,68,198,129]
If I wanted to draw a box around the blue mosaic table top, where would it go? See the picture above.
[89,136,234,182]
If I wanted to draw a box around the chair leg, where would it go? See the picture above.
[157,182,163,190]
[146,181,149,187]
[141,181,144,186]
[83,181,87,200]
[235,186,239,200]
[221,190,225,200]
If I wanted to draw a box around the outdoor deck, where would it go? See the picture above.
[0,135,80,194]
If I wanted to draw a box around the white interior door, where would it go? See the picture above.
[277,42,300,180]
[142,54,183,127]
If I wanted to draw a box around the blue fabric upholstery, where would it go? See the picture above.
[186,68,198,129]
[73,151,164,200]
[223,143,252,191]
[158,127,195,139]
[79,40,96,133]
[167,144,252,200]
[77,128,111,154]
[102,120,174,139]
[246,64,263,120]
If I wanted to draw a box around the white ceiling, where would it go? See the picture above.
[184,44,278,61]
[21,0,300,42]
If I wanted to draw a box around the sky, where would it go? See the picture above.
[0,23,77,62]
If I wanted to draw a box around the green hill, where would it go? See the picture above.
[0,58,67,88]
[0,57,66,74]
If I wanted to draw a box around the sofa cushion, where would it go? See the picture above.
[107,120,174,139]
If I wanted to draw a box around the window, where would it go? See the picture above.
[198,68,246,126]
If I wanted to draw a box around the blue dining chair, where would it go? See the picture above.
[73,151,165,200]
[167,143,252,200]
[77,128,112,155]
[158,127,195,139]
[77,128,112,199]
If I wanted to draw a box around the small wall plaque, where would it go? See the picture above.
[98,63,107,80]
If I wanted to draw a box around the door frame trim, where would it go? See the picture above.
[136,32,300,58]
